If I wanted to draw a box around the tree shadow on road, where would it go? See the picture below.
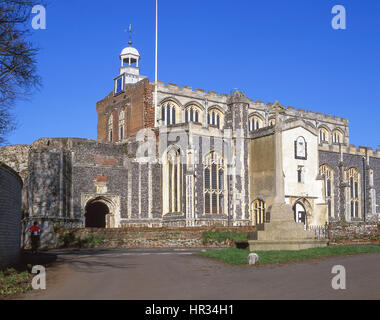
[52,252,141,273]
[18,250,58,272]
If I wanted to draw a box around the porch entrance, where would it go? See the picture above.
[293,202,307,226]
[85,201,109,228]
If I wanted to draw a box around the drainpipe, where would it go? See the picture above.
[362,156,366,222]
[227,172,231,227]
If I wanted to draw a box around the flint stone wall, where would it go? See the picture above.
[329,222,380,243]
[56,226,255,249]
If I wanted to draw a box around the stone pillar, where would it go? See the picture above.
[59,149,64,217]
[268,102,295,223]
[70,151,75,219]
[273,103,285,204]
[367,167,377,219]
[337,145,347,221]
[185,146,195,226]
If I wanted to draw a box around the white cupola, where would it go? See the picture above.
[120,43,140,69]
[114,26,145,95]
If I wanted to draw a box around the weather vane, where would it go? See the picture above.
[124,24,135,46]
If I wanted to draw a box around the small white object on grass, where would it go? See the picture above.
[248,253,259,265]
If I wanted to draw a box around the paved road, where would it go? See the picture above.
[20,249,380,300]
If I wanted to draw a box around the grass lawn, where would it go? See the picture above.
[199,246,380,266]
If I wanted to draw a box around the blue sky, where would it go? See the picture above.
[8,0,380,149]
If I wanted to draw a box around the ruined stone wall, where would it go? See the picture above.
[0,163,22,268]
[0,145,30,181]
[28,147,65,217]
[0,145,32,217]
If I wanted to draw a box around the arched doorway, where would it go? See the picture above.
[293,202,307,226]
[85,200,110,228]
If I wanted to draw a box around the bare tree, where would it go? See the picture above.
[0,0,42,145]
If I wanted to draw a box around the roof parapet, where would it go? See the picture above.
[329,144,340,153]
[319,144,380,158]
[154,80,348,123]
[358,146,367,156]
[167,83,179,89]
[154,80,231,99]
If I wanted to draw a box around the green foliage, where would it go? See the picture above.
[370,233,380,240]
[81,234,104,247]
[202,230,248,245]
[0,268,32,298]
[200,246,380,265]
[60,231,77,247]
[53,222,61,233]
[59,232,104,248]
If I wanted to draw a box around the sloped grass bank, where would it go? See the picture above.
[202,230,248,245]
[0,252,57,299]
[0,268,33,298]
[199,246,380,265]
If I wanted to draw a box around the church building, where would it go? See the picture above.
[0,38,379,242]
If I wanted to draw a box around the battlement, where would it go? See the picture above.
[247,100,348,125]
[153,80,348,126]
[318,143,380,159]
[282,105,348,125]
[153,80,229,102]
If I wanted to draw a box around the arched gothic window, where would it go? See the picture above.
[249,115,264,131]
[108,114,113,142]
[185,105,202,123]
[295,136,307,160]
[204,152,225,214]
[345,168,360,219]
[332,129,343,144]
[163,149,182,214]
[320,164,334,218]
[161,102,178,126]
[268,118,276,127]
[251,199,265,226]
[119,109,125,141]
[207,108,223,129]
[319,127,329,144]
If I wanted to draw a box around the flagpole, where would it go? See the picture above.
[154,0,158,127]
